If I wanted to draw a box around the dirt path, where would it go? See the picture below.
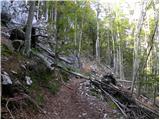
[31,77,122,119]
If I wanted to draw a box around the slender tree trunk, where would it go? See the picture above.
[74,0,77,55]
[92,34,96,57]
[44,1,48,22]
[23,1,35,56]
[119,46,124,80]
[54,1,58,63]
[77,16,84,68]
[131,0,147,95]
[106,31,111,66]
[96,3,100,63]
[36,0,40,20]
[137,19,158,96]
[112,34,116,71]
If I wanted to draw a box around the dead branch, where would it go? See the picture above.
[6,98,14,119]
[54,63,90,80]
[21,93,46,114]
[135,99,159,116]
[117,79,132,83]
[100,87,128,118]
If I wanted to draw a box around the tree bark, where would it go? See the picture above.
[54,1,58,64]
[131,0,147,95]
[23,1,35,56]
[96,2,100,63]
[74,0,77,55]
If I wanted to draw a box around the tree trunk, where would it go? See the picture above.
[131,0,147,95]
[44,1,48,22]
[74,0,77,55]
[96,3,100,63]
[54,1,58,63]
[78,17,84,59]
[119,46,124,80]
[36,0,40,20]
[23,1,35,56]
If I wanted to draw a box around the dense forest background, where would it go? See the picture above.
[1,0,159,119]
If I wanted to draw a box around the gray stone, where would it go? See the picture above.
[1,71,12,85]
[25,76,32,85]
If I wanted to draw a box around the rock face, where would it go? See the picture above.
[1,1,37,26]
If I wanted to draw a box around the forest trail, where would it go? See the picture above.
[33,71,122,119]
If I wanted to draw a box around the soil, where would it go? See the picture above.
[29,77,123,119]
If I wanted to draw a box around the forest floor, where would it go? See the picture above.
[31,77,123,119]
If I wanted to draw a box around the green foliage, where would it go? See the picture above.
[110,102,117,109]
[48,81,61,94]
[35,94,44,106]
[1,44,13,56]
[43,0,158,98]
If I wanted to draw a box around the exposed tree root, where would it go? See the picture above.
[6,98,14,119]
[4,93,48,118]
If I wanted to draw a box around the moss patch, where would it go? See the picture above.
[1,44,13,56]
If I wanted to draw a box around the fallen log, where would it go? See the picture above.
[100,86,128,118]
[90,79,159,119]
[54,63,90,80]
[54,65,159,118]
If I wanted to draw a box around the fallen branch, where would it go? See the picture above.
[5,93,46,116]
[54,63,90,80]
[135,99,159,116]
[100,87,128,118]
[22,93,46,114]
[117,79,132,83]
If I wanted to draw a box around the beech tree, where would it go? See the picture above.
[23,1,35,56]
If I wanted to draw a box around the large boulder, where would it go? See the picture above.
[9,28,25,41]
[1,12,11,26]
[9,27,38,48]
